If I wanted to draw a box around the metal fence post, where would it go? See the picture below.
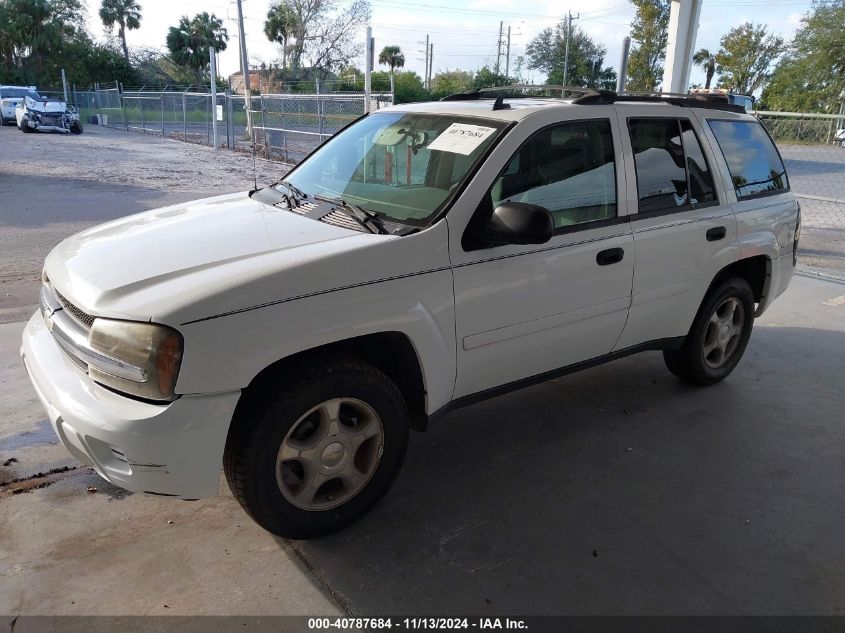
[140,97,144,131]
[260,94,266,157]
[160,92,165,136]
[120,92,127,130]
[182,93,187,140]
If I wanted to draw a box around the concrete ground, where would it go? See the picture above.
[2,125,845,616]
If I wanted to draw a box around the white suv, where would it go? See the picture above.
[0,85,41,125]
[21,89,799,538]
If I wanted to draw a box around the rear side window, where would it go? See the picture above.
[628,117,716,214]
[707,119,788,199]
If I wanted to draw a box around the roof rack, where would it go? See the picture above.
[572,90,746,112]
[440,84,606,101]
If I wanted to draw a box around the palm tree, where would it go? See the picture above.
[99,0,142,62]
[166,12,229,88]
[264,2,299,71]
[693,48,717,89]
[378,45,405,94]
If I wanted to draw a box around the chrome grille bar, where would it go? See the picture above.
[40,283,148,383]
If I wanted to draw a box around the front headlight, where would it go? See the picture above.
[88,319,184,402]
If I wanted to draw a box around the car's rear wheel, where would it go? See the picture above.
[224,358,409,539]
[663,277,755,385]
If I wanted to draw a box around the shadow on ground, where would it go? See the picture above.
[287,325,845,616]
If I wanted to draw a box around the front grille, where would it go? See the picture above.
[55,290,95,328]
[320,209,366,232]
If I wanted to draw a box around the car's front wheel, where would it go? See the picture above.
[663,277,755,385]
[224,358,409,539]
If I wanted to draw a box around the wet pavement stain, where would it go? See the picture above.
[0,419,57,451]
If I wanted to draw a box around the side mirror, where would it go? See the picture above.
[481,201,555,246]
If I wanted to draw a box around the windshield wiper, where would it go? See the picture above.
[280,180,307,200]
[271,180,308,207]
[313,194,386,234]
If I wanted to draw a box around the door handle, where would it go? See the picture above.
[706,226,727,241]
[596,247,625,266]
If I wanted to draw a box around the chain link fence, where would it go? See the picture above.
[59,87,392,157]
[758,111,845,276]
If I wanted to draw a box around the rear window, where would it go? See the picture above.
[707,119,788,200]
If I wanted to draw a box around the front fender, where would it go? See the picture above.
[175,270,457,415]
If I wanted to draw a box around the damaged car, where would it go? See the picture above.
[16,95,83,134]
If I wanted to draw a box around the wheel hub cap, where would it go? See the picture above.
[275,397,385,511]
[321,441,347,468]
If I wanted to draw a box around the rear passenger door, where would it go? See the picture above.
[614,109,740,350]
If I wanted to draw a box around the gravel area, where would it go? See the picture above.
[0,125,287,323]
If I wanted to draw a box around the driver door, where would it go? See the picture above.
[449,115,634,399]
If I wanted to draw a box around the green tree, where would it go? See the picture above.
[0,0,90,85]
[525,23,616,89]
[378,45,405,94]
[715,22,784,95]
[472,65,512,89]
[99,0,141,62]
[626,0,670,91]
[430,68,474,99]
[761,1,845,112]
[264,2,299,70]
[693,48,716,89]
[166,12,228,87]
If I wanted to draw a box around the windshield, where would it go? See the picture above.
[280,112,508,225]
[0,88,40,100]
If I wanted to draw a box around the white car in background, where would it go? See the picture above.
[0,85,41,125]
[21,87,799,539]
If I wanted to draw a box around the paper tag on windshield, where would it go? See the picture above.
[427,123,497,155]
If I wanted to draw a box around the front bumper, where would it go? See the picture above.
[20,311,240,498]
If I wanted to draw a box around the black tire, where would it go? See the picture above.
[70,121,83,135]
[663,277,755,385]
[224,357,410,539]
[21,118,32,133]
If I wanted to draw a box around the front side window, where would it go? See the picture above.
[283,112,507,225]
[707,119,789,199]
[488,119,617,230]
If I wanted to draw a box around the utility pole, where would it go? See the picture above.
[505,26,511,79]
[562,10,579,87]
[235,0,252,136]
[495,21,503,75]
[424,34,430,90]
[428,43,433,90]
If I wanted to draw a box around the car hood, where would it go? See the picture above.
[44,191,382,323]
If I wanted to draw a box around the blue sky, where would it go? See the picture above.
[82,0,814,87]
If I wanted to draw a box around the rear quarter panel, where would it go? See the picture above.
[693,110,799,309]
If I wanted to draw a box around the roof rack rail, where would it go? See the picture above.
[572,89,746,112]
[440,84,604,101]
[439,85,747,113]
